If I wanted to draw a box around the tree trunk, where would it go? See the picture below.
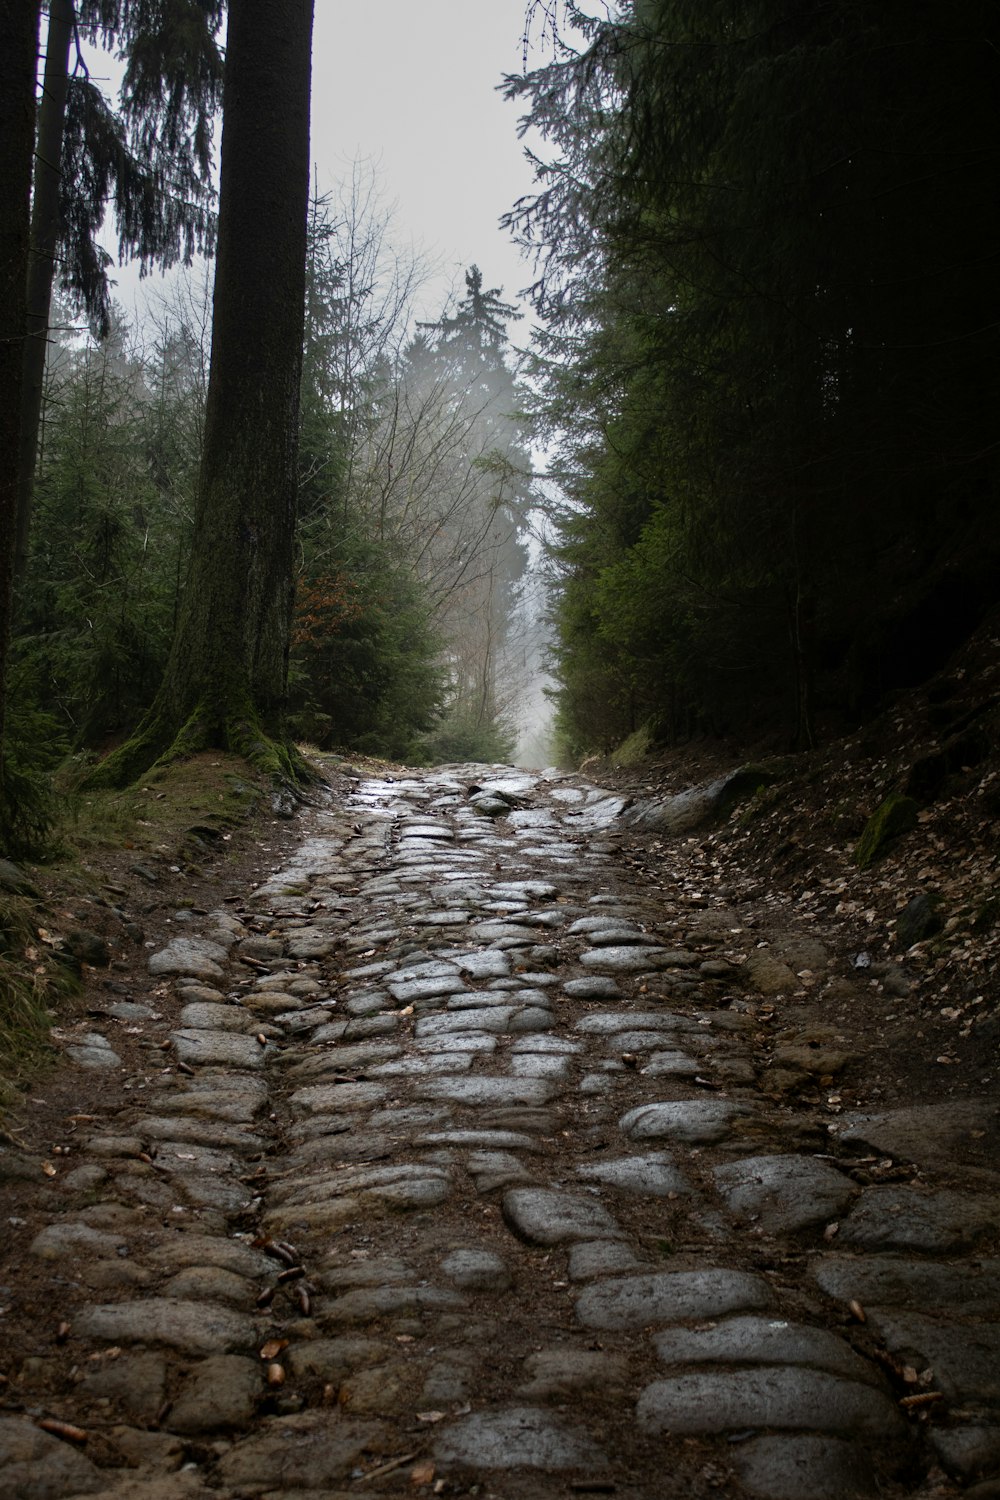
[91,0,315,787]
[15,0,73,587]
[0,0,42,753]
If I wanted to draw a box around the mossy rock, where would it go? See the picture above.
[854,793,919,869]
[610,724,655,767]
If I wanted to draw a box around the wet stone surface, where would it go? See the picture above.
[4,759,995,1499]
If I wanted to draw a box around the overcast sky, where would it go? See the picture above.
[310,3,541,322]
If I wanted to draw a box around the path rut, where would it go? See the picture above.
[2,764,999,1500]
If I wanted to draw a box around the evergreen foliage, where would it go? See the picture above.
[60,0,224,334]
[509,0,1000,754]
[16,311,197,744]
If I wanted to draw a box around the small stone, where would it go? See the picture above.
[78,1351,167,1423]
[64,929,111,967]
[177,1002,255,1032]
[439,1249,512,1291]
[161,1265,255,1306]
[579,945,688,972]
[562,976,621,999]
[289,1080,388,1114]
[66,1041,122,1069]
[286,1337,386,1381]
[567,1240,646,1282]
[147,1233,273,1278]
[519,1347,630,1398]
[416,1077,557,1108]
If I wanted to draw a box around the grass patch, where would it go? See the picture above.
[60,751,269,859]
[0,752,281,1119]
[0,896,63,1111]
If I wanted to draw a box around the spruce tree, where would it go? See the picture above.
[89,0,315,787]
[15,0,223,582]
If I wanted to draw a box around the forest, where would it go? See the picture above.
[1,0,999,850]
[509,0,1000,759]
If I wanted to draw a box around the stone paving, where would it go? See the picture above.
[3,764,1000,1499]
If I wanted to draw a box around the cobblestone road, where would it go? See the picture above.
[3,766,999,1499]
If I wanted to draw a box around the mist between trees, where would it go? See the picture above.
[10,164,551,799]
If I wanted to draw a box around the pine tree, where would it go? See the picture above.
[89,0,315,788]
[15,0,223,583]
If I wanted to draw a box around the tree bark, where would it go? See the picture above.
[15,0,73,587]
[0,0,42,753]
[91,0,315,786]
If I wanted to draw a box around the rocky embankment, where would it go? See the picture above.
[1,765,998,1500]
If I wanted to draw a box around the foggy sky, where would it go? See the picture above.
[311,3,540,322]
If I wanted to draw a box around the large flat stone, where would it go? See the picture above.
[173,1029,267,1069]
[577,1152,690,1197]
[0,1414,104,1497]
[714,1154,857,1233]
[576,1269,773,1329]
[837,1100,1000,1169]
[636,1367,903,1438]
[502,1188,624,1246]
[74,1298,256,1355]
[579,945,691,972]
[812,1255,1000,1316]
[839,1186,1000,1253]
[621,1099,747,1144]
[865,1311,1000,1403]
[416,1077,557,1108]
[415,1006,552,1038]
[289,1080,388,1113]
[149,937,227,979]
[389,974,469,1003]
[434,1405,607,1470]
[177,1002,255,1032]
[653,1316,882,1387]
[576,1011,695,1035]
[215,1414,391,1488]
[167,1354,262,1433]
[139,1115,266,1153]
[734,1435,880,1500]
